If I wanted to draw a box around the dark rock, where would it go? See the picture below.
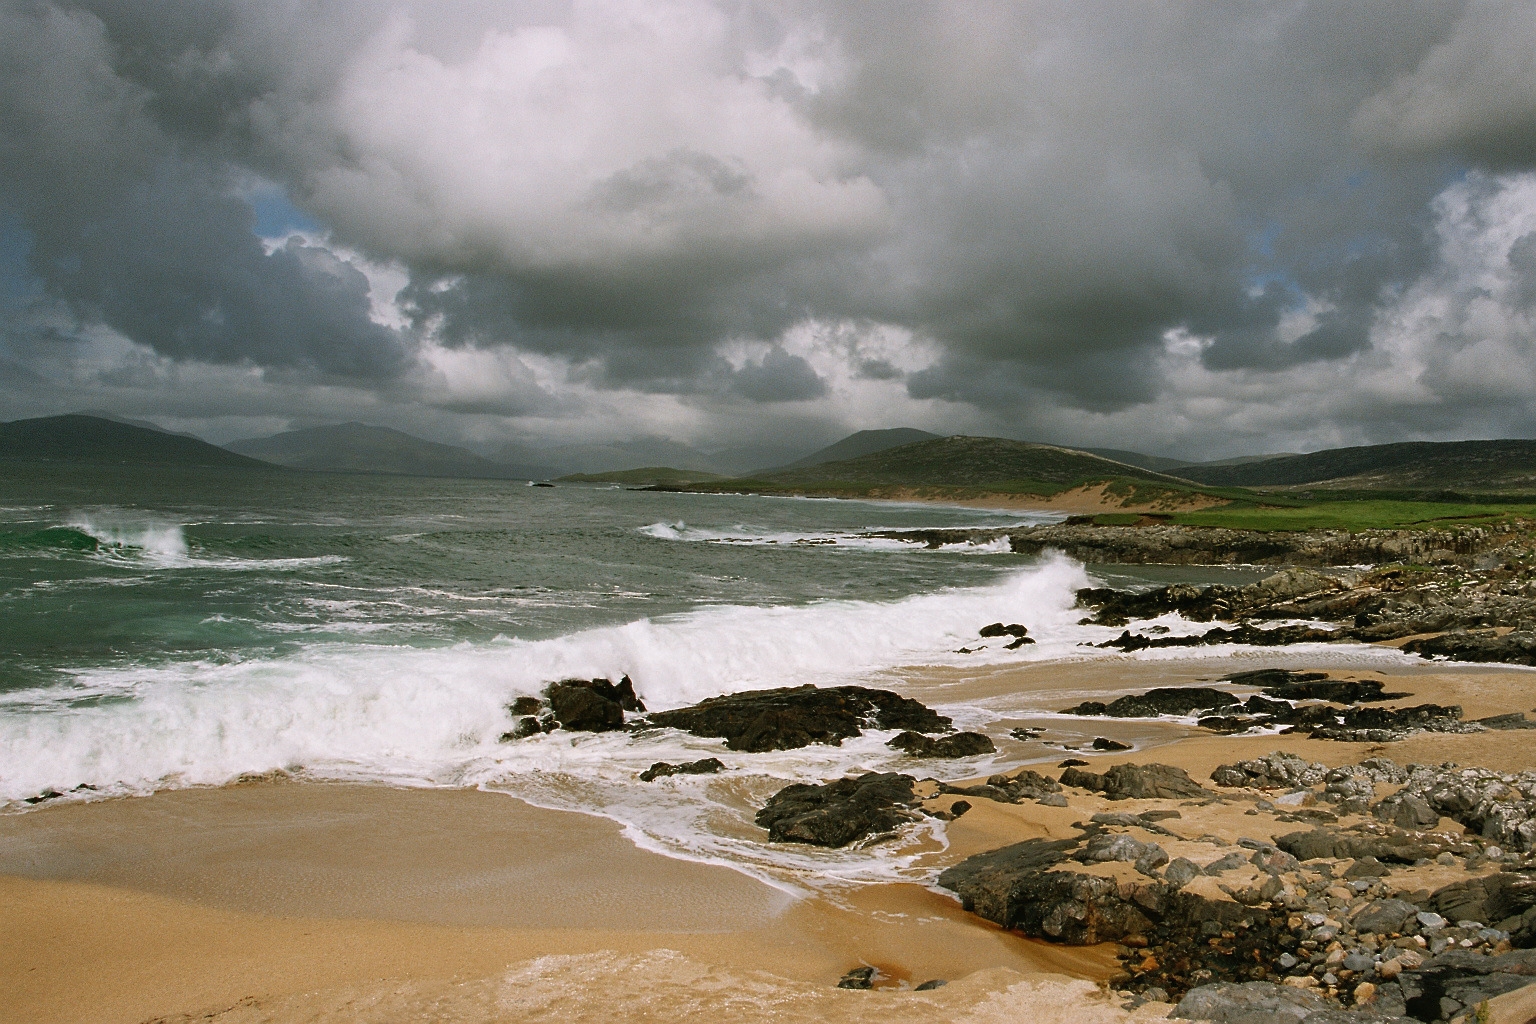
[1096,624,1341,652]
[1352,899,1421,935]
[1094,737,1134,751]
[980,622,1030,638]
[509,696,545,716]
[638,757,726,782]
[940,770,1062,804]
[1059,758,1089,767]
[647,684,950,753]
[887,730,996,758]
[22,788,62,805]
[1274,830,1433,864]
[1307,704,1472,743]
[949,800,972,819]
[1060,762,1208,801]
[546,681,626,732]
[1063,687,1241,718]
[1402,631,1536,667]
[1343,856,1389,878]
[1199,715,1264,734]
[837,966,875,990]
[1399,949,1536,1021]
[1473,712,1536,730]
[1257,679,1400,704]
[500,715,544,741]
[755,772,920,847]
[1166,858,1201,889]
[1006,635,1036,648]
[1429,874,1536,939]
[1172,981,1329,1024]
[1009,726,1043,740]
[937,837,1156,943]
[914,979,947,991]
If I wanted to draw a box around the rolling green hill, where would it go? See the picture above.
[0,414,274,469]
[1176,439,1536,492]
[755,435,1188,488]
[775,428,942,470]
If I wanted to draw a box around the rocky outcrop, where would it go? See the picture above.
[754,772,921,847]
[1063,687,1240,718]
[1372,765,1536,853]
[886,730,996,757]
[1059,762,1209,801]
[1172,981,1330,1024]
[1212,752,1329,790]
[502,676,646,736]
[646,684,950,752]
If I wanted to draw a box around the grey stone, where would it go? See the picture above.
[1353,900,1421,936]
[1166,857,1201,889]
[1173,981,1329,1024]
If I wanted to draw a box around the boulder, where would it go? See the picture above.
[647,684,950,752]
[546,681,626,732]
[1352,899,1421,936]
[638,757,725,782]
[1060,762,1208,801]
[940,769,1062,804]
[1172,981,1329,1024]
[755,772,921,847]
[887,730,996,758]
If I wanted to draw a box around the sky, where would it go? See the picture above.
[3,0,1536,461]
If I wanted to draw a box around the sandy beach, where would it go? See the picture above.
[5,651,1535,1024]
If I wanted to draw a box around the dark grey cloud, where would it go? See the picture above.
[3,0,1536,456]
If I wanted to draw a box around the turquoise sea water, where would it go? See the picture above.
[1,461,1305,888]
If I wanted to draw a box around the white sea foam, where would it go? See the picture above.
[66,514,345,571]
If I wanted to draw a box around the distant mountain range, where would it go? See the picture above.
[0,414,273,469]
[10,413,1536,497]
[227,423,558,480]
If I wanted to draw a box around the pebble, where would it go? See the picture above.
[1416,911,1445,930]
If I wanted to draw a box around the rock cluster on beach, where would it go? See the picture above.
[1071,559,1536,668]
[755,772,923,847]
[1056,670,1506,744]
[928,754,1536,1022]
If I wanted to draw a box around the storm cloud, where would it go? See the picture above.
[2,0,1536,458]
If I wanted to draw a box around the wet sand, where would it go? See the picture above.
[4,652,1533,1023]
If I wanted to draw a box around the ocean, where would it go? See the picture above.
[0,462,1288,890]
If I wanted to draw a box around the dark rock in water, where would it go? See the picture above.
[546,681,626,732]
[1010,727,1043,740]
[887,730,996,758]
[836,966,875,990]
[1258,679,1403,704]
[980,622,1029,638]
[1093,737,1133,751]
[1223,669,1329,689]
[23,788,63,805]
[647,684,950,753]
[1096,623,1340,652]
[913,979,947,991]
[638,757,726,782]
[755,772,920,847]
[1006,635,1036,648]
[1403,630,1536,667]
[509,696,545,716]
[1059,762,1207,801]
[499,715,545,741]
[1062,687,1241,718]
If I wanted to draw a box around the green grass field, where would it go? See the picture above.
[1168,499,1536,531]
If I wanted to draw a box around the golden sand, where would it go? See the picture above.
[3,655,1533,1023]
